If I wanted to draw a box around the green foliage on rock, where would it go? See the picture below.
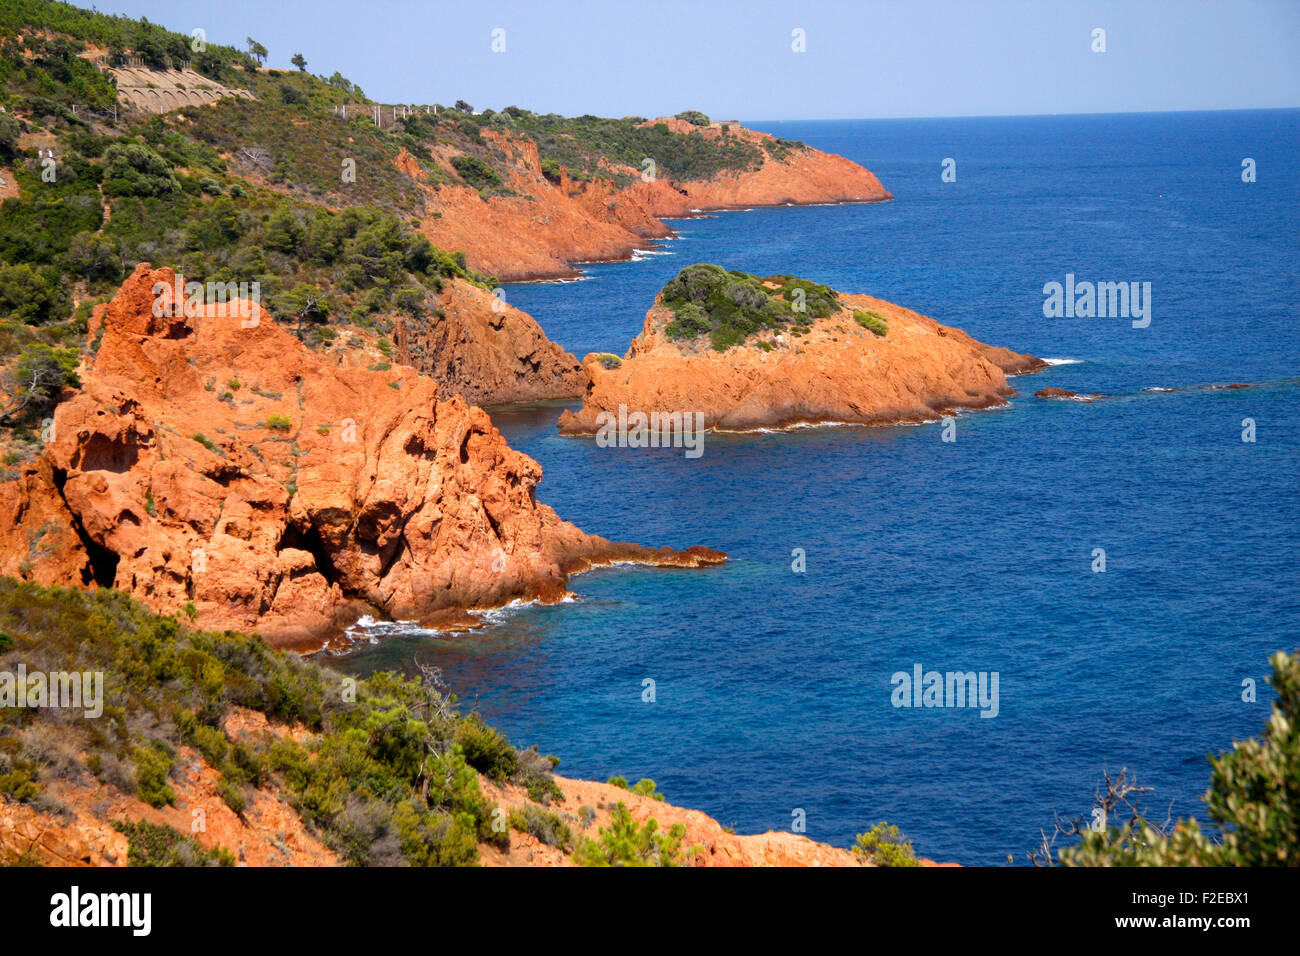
[1059,650,1300,867]
[674,110,711,127]
[482,109,774,183]
[0,342,79,426]
[509,804,573,850]
[0,580,562,867]
[450,154,503,194]
[853,309,888,336]
[574,802,689,867]
[853,821,920,866]
[660,264,842,351]
[113,819,236,867]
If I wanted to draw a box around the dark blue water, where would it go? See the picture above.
[342,110,1300,865]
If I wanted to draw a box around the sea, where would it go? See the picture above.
[337,109,1300,865]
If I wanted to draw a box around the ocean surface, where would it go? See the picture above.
[338,110,1300,865]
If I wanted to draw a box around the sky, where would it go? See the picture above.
[102,0,1300,120]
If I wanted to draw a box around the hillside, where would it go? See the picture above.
[0,579,914,867]
[0,1,892,461]
[0,264,724,645]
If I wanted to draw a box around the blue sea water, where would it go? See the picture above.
[341,110,1300,865]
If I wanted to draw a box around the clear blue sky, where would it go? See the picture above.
[107,0,1300,119]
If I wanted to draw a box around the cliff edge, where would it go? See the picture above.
[0,265,724,648]
[559,266,1045,434]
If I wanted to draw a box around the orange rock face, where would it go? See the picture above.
[394,277,585,407]
[418,122,892,281]
[558,293,1046,434]
[0,265,724,648]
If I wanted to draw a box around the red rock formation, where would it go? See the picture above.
[394,277,585,407]
[1034,387,1104,401]
[0,265,723,649]
[417,122,892,282]
[559,292,1046,434]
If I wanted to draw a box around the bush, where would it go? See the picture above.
[509,805,573,850]
[674,110,711,127]
[574,802,688,867]
[264,414,292,431]
[630,778,665,801]
[0,342,79,425]
[0,265,63,325]
[854,310,888,336]
[450,155,502,193]
[113,820,234,866]
[661,264,840,351]
[455,714,518,783]
[853,822,920,866]
[101,142,181,198]
[132,741,176,807]
[1059,650,1300,866]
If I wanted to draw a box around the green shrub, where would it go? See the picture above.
[660,264,841,351]
[113,820,234,867]
[450,155,502,193]
[853,822,919,866]
[1059,650,1300,866]
[630,778,665,801]
[509,805,573,850]
[0,758,41,801]
[101,142,181,198]
[853,309,888,336]
[574,802,688,867]
[264,414,292,431]
[132,741,176,807]
[455,715,518,783]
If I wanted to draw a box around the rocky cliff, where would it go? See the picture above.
[558,275,1045,434]
[417,121,892,282]
[0,265,723,648]
[394,277,585,407]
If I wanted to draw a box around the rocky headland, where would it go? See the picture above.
[0,265,724,649]
[415,119,892,282]
[558,265,1046,435]
[393,276,586,407]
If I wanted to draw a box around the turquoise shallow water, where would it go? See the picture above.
[339,110,1300,864]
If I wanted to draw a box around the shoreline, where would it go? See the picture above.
[494,195,896,284]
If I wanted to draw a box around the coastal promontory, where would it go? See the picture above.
[0,265,724,648]
[558,265,1046,435]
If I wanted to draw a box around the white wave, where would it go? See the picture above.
[474,592,579,625]
[1043,357,1082,366]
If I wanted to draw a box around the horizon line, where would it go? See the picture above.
[735,105,1300,124]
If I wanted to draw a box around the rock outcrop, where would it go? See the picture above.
[0,265,724,648]
[418,122,892,282]
[394,277,585,407]
[1035,387,1103,402]
[559,280,1046,435]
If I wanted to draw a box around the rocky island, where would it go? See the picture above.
[558,265,1047,435]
